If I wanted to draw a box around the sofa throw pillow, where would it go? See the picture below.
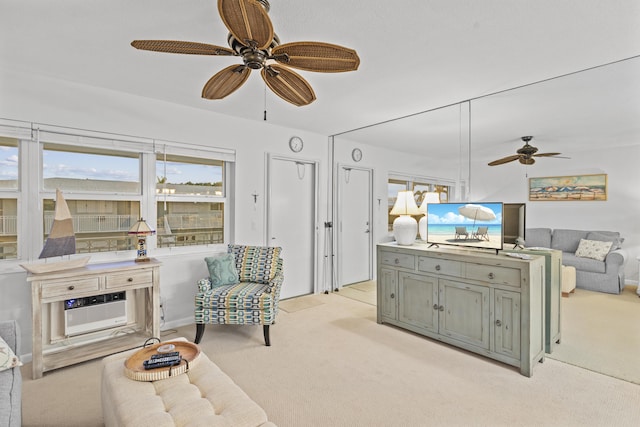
[0,336,22,372]
[586,232,624,251]
[204,253,239,287]
[575,239,613,262]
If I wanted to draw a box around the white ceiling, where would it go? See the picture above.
[2,0,640,159]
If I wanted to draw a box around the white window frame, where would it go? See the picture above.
[0,120,235,273]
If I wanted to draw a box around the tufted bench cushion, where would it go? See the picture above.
[101,338,276,427]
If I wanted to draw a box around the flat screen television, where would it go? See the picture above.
[503,203,526,245]
[426,202,504,251]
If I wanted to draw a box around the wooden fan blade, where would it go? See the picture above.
[218,0,274,49]
[272,42,360,72]
[131,40,235,56]
[261,64,316,106]
[533,152,562,157]
[202,65,251,99]
[488,155,521,166]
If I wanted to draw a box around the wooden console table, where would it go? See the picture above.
[377,243,545,377]
[27,259,161,379]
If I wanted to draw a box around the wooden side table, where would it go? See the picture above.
[27,259,161,379]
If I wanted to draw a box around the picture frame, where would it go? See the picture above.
[529,174,607,201]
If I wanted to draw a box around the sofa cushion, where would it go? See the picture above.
[204,253,240,287]
[525,228,552,248]
[562,253,606,274]
[0,336,22,372]
[551,229,589,253]
[575,239,613,261]
[587,231,624,250]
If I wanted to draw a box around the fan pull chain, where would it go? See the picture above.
[263,84,267,121]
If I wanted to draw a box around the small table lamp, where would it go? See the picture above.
[128,218,156,262]
[418,192,440,241]
[390,190,421,245]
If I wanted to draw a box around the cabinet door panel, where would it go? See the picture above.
[494,289,521,359]
[398,272,438,332]
[379,268,397,320]
[439,279,490,349]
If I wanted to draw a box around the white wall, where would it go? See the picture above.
[469,144,640,284]
[0,69,438,356]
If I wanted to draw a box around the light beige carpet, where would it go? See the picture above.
[547,285,640,384]
[337,280,376,305]
[21,292,640,427]
[279,294,325,313]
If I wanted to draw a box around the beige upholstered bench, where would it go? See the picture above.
[562,265,577,297]
[101,338,276,427]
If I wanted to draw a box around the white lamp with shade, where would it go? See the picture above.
[418,192,440,241]
[390,190,421,245]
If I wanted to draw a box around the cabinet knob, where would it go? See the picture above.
[439,305,444,311]
[435,265,441,271]
[127,277,134,282]
[68,285,75,291]
[390,293,395,299]
[433,304,439,310]
[495,319,502,327]
[394,258,400,265]
[488,272,495,280]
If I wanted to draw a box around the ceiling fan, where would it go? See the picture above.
[488,136,564,166]
[131,0,360,107]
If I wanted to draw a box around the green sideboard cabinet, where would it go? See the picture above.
[377,243,546,377]
[504,248,562,353]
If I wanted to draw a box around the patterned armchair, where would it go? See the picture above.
[194,244,284,346]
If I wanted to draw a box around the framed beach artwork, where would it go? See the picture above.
[529,174,607,201]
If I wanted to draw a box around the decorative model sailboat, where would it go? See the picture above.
[20,189,91,274]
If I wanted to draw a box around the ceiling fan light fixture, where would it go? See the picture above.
[133,0,359,106]
[488,135,564,167]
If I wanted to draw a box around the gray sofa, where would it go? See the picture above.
[0,320,22,427]
[525,228,627,294]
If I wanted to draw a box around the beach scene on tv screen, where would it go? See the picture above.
[427,203,503,249]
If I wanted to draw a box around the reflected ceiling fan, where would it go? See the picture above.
[488,136,565,166]
[131,0,360,106]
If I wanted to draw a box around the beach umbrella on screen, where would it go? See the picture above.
[458,204,496,227]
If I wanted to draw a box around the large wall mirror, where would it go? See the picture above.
[333,55,640,384]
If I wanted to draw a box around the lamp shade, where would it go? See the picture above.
[391,191,420,245]
[390,191,420,216]
[128,218,155,236]
[419,192,440,241]
[419,192,441,213]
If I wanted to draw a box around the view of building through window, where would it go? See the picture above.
[155,155,225,247]
[0,138,18,259]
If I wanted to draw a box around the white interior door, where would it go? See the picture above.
[267,156,316,299]
[337,166,372,287]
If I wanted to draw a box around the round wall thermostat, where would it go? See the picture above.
[289,136,303,153]
[352,148,363,162]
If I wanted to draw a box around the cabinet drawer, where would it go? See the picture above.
[418,257,463,277]
[379,251,415,270]
[465,264,520,287]
[41,277,100,299]
[105,270,153,289]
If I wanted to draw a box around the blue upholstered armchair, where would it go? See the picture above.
[194,244,284,346]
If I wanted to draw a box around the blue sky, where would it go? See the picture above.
[38,150,222,184]
[0,146,18,179]
[427,202,503,224]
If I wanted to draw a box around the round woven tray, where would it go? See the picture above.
[124,340,201,382]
